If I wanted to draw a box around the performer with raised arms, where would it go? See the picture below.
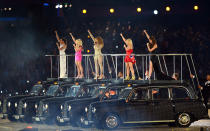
[69,33,84,79]
[143,30,158,79]
[55,30,67,78]
[120,33,136,80]
[88,30,104,79]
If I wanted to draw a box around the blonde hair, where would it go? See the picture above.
[76,39,83,47]
[126,39,133,48]
[95,36,104,48]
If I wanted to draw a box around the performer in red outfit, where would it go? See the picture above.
[120,33,135,80]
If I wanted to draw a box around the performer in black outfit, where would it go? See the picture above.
[143,30,173,80]
[203,74,210,107]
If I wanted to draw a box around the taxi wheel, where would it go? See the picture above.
[176,112,192,127]
[103,113,120,130]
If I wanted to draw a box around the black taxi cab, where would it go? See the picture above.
[57,80,133,127]
[12,79,76,123]
[84,80,208,129]
[32,79,109,124]
[0,79,56,121]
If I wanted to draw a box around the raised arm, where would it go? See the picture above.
[120,33,126,43]
[87,30,95,43]
[54,30,60,41]
[143,30,151,41]
[69,33,76,44]
[147,42,157,52]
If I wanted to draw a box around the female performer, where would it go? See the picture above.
[143,30,158,79]
[120,33,135,80]
[88,30,104,79]
[69,33,84,78]
[55,30,67,78]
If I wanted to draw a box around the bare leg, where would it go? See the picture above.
[129,62,135,80]
[125,63,130,80]
[76,61,80,78]
[98,55,104,79]
[148,61,153,78]
[78,61,84,78]
[94,56,99,79]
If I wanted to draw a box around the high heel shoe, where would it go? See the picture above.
[94,75,99,79]
[98,75,105,79]
[79,75,84,79]
[124,76,130,80]
[131,76,135,80]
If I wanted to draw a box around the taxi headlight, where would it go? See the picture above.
[68,105,71,111]
[92,107,96,113]
[35,104,38,109]
[85,107,88,112]
[8,102,11,107]
[15,102,18,108]
[60,105,63,110]
[44,104,48,109]
[24,103,27,108]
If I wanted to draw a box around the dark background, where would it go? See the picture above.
[0,0,210,93]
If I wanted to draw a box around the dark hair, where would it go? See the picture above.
[149,36,157,48]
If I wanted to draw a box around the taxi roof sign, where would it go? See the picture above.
[37,81,41,84]
[54,81,58,85]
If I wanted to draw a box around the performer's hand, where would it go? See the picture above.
[120,33,123,37]
[54,30,57,33]
[87,29,90,33]
[190,74,195,79]
[147,42,149,46]
[143,30,146,33]
[69,33,72,36]
[56,42,59,47]
[124,45,126,48]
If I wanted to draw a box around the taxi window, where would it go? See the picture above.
[130,88,148,100]
[152,88,169,100]
[172,88,190,99]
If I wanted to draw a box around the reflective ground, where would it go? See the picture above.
[0,119,210,131]
[0,110,209,131]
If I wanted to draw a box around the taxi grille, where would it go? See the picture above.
[87,105,92,120]
[38,102,43,116]
[2,99,7,113]
[18,101,23,114]
[62,104,67,117]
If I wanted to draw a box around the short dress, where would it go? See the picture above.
[124,49,136,64]
[75,49,82,62]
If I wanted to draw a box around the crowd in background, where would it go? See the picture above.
[0,18,210,94]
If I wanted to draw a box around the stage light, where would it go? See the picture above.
[153,10,158,15]
[4,8,7,11]
[137,7,142,13]
[110,8,114,14]
[194,5,199,11]
[8,8,11,11]
[59,4,63,8]
[88,35,90,38]
[64,4,68,8]
[55,4,59,9]
[69,4,72,7]
[43,3,49,6]
[166,6,171,12]
[87,50,90,53]
[82,9,87,14]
